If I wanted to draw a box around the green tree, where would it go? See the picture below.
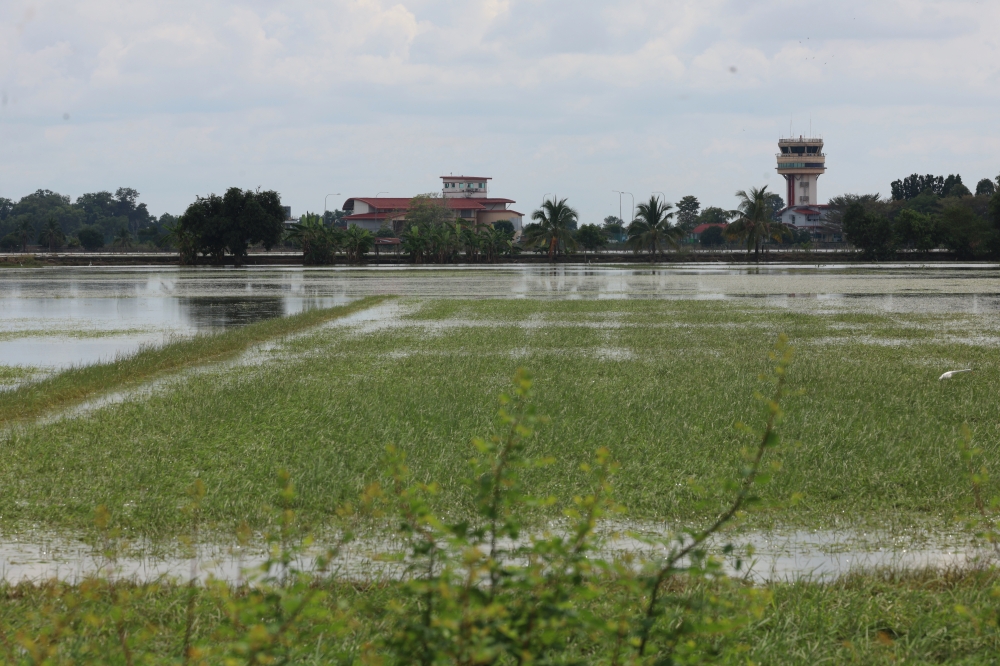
[942,174,969,198]
[699,225,725,246]
[400,223,430,264]
[991,190,1000,231]
[478,225,514,263]
[525,197,579,261]
[492,219,515,235]
[696,206,735,226]
[602,215,625,242]
[178,188,284,266]
[112,227,134,252]
[725,185,790,262]
[286,213,339,265]
[37,217,65,251]
[626,195,681,261]
[675,195,700,230]
[842,201,896,260]
[894,209,938,252]
[15,218,33,252]
[342,224,375,264]
[976,178,996,197]
[76,226,105,251]
[938,199,996,259]
[575,223,606,256]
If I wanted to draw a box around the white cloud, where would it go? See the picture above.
[0,0,998,219]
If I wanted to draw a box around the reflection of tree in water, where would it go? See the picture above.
[180,297,286,331]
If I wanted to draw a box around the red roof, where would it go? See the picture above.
[691,223,726,234]
[440,176,492,180]
[344,197,412,210]
[342,212,404,221]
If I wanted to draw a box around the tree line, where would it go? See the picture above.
[0,188,171,252]
[838,172,1000,259]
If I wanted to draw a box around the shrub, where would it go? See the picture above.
[77,225,105,251]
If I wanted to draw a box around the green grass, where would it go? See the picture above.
[1,297,998,537]
[0,569,996,664]
[0,296,389,425]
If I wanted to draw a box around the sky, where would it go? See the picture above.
[1,0,999,222]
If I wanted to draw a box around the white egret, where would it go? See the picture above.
[939,369,973,380]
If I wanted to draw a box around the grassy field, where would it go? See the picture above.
[1,297,998,538]
[0,569,997,664]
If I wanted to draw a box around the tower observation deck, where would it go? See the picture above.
[776,136,825,206]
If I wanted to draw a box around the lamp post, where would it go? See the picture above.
[324,193,341,218]
[376,191,388,198]
[541,192,551,205]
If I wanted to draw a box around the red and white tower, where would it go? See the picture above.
[776,136,826,206]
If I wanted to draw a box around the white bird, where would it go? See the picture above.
[939,369,973,380]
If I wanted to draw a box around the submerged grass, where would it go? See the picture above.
[0,295,389,425]
[2,297,999,536]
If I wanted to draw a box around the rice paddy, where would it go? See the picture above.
[1,294,998,539]
[3,265,1000,662]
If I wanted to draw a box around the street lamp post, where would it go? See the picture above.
[324,193,341,218]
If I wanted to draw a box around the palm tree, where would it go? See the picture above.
[401,223,430,264]
[39,217,65,252]
[626,196,681,261]
[725,185,790,262]
[342,224,374,264]
[112,227,134,253]
[16,219,33,253]
[287,214,338,265]
[525,197,578,261]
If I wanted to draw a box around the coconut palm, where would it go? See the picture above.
[626,196,681,261]
[16,219,33,253]
[725,185,790,262]
[38,217,65,252]
[525,197,578,261]
[112,227,134,253]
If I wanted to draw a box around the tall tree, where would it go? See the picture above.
[178,188,285,266]
[725,185,790,262]
[626,196,681,261]
[675,196,700,230]
[38,217,65,251]
[842,201,895,259]
[975,178,996,197]
[575,224,606,256]
[525,197,579,261]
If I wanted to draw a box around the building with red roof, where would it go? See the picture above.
[342,176,523,234]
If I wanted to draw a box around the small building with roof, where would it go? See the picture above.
[342,176,523,234]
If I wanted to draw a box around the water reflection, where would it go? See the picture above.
[179,297,287,330]
[2,264,1000,370]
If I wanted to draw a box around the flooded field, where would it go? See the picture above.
[3,263,1000,583]
[3,263,1000,371]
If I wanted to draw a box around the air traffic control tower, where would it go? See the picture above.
[776,136,825,206]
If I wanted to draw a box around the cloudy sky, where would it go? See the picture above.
[1,0,998,221]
